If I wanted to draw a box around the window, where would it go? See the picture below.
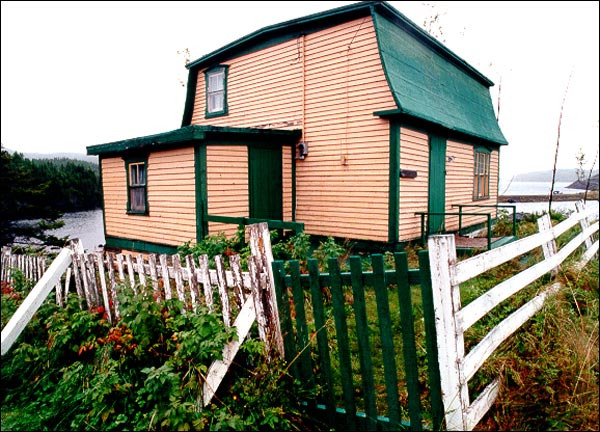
[126,159,148,214]
[205,66,228,118]
[473,149,491,199]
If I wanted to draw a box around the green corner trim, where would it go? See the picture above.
[195,144,208,241]
[104,235,179,255]
[388,120,400,243]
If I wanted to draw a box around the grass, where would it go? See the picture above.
[473,258,599,430]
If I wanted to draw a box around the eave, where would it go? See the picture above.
[87,125,302,157]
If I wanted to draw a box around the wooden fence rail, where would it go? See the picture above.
[422,201,599,431]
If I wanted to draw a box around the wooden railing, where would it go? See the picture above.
[415,211,494,249]
[420,201,598,430]
[452,204,517,237]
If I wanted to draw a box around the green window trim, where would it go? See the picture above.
[125,156,149,215]
[204,65,229,118]
[473,147,491,200]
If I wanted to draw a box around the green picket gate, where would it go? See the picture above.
[271,253,442,431]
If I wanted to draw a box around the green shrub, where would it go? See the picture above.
[1,284,320,431]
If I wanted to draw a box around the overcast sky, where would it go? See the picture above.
[1,1,598,180]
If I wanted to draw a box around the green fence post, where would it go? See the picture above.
[418,250,445,430]
[329,257,357,431]
[349,256,377,430]
[289,260,314,393]
[272,260,297,378]
[372,254,402,428]
[395,252,423,430]
[307,258,336,427]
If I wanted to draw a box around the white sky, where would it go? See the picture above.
[1,1,598,181]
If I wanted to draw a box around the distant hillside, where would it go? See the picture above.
[3,147,98,165]
[567,173,599,191]
[27,152,98,165]
[512,169,599,183]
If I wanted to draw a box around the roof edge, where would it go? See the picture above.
[86,125,302,156]
[186,1,494,87]
[374,109,508,146]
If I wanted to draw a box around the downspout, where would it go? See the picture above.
[293,34,306,222]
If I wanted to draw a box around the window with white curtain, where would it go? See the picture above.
[205,66,228,117]
[473,149,490,199]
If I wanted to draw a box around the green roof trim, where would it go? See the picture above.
[87,125,302,156]
[182,1,506,145]
[372,10,507,145]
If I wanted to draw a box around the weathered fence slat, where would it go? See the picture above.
[172,254,187,306]
[185,255,199,308]
[105,253,120,320]
[96,252,113,323]
[537,214,559,275]
[198,254,213,311]
[214,255,231,327]
[202,296,256,407]
[147,254,160,301]
[115,254,126,283]
[159,254,172,300]
[1,248,72,356]
[426,201,599,431]
[248,222,284,357]
[125,254,137,295]
[229,254,245,308]
[248,256,269,350]
[135,254,146,291]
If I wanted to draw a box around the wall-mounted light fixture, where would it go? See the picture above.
[297,141,308,160]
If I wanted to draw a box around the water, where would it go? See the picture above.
[499,181,573,196]
[47,209,105,252]
[498,181,598,217]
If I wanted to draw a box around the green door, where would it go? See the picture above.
[248,144,283,220]
[428,134,446,234]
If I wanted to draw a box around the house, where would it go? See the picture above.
[87,0,508,254]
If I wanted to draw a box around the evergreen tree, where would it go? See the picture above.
[0,148,102,248]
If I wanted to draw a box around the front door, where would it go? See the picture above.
[248,144,283,221]
[428,134,446,234]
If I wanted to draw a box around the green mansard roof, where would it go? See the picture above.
[183,0,507,146]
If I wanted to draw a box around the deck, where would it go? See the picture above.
[453,234,517,251]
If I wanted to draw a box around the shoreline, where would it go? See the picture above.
[499,191,598,203]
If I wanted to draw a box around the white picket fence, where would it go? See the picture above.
[1,250,48,285]
[426,201,599,431]
[0,222,283,407]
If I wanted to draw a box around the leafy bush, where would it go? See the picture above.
[1,283,321,431]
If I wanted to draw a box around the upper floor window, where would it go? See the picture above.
[126,158,148,214]
[205,66,228,118]
[473,148,491,200]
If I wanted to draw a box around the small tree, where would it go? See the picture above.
[549,72,572,213]
[575,148,587,182]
